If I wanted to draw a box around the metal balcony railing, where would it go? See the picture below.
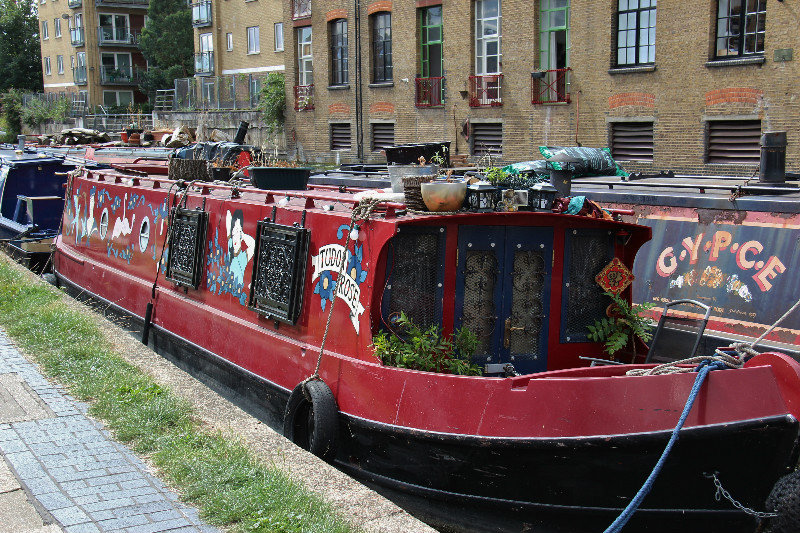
[415,77,444,108]
[294,84,314,110]
[194,52,214,75]
[292,0,311,20]
[67,0,81,7]
[531,68,571,105]
[97,27,141,46]
[468,74,503,107]
[191,1,212,26]
[73,66,87,84]
[100,65,141,84]
[70,27,85,46]
[95,0,148,7]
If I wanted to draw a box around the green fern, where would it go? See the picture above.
[587,292,656,357]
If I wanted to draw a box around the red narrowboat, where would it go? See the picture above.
[53,166,800,533]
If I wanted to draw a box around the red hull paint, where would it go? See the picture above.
[54,168,800,442]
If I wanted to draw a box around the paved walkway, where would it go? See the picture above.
[0,329,219,533]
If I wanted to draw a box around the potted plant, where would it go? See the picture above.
[587,292,656,361]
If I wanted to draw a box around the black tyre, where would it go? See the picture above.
[283,380,339,462]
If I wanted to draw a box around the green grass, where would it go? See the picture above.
[0,257,358,533]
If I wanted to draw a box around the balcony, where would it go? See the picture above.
[95,0,148,8]
[73,66,87,85]
[294,85,314,110]
[191,1,212,27]
[415,77,444,108]
[67,0,81,7]
[469,75,503,107]
[531,68,571,105]
[70,27,85,46]
[194,52,214,76]
[100,65,142,84]
[98,27,141,46]
[292,0,311,20]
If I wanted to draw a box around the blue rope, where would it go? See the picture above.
[604,360,728,533]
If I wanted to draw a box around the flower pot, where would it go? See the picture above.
[421,181,467,211]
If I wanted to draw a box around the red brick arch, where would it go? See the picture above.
[326,9,348,22]
[370,102,395,114]
[705,88,764,106]
[329,102,351,114]
[608,92,655,109]
[367,1,392,14]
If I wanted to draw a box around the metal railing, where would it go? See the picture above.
[469,74,503,107]
[97,27,141,46]
[86,113,154,132]
[194,52,214,75]
[67,0,81,7]
[70,27,85,46]
[191,1,212,26]
[22,92,88,119]
[173,74,267,111]
[154,89,175,111]
[531,68,571,105]
[73,66,87,84]
[415,77,444,108]
[292,0,311,20]
[294,84,314,110]
[99,65,142,84]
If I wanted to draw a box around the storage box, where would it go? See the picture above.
[249,167,311,190]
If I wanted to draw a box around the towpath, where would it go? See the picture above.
[0,274,435,533]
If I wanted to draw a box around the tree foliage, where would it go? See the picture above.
[258,73,286,134]
[0,0,43,93]
[0,90,23,142]
[138,0,193,94]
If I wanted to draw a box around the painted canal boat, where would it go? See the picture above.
[53,166,800,532]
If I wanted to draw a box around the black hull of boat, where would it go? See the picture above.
[55,270,800,533]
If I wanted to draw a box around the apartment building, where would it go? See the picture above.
[38,0,149,109]
[281,0,799,176]
[190,0,285,99]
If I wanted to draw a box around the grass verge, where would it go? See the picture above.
[0,256,358,533]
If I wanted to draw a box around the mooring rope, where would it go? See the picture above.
[303,198,382,389]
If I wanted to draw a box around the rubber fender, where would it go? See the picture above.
[283,380,339,462]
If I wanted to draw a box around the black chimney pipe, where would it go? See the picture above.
[233,121,249,145]
[759,131,787,184]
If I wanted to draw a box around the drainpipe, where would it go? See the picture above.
[354,0,364,162]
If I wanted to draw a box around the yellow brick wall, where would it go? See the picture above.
[283,0,800,175]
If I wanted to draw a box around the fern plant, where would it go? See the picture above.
[587,292,656,358]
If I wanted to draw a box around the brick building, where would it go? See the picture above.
[281,0,798,176]
[190,0,285,91]
[38,0,149,109]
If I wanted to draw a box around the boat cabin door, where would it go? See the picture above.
[455,226,553,374]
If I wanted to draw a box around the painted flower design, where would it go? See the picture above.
[346,244,368,284]
[314,270,337,310]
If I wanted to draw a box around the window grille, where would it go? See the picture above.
[371,123,394,151]
[471,122,502,157]
[372,13,392,83]
[331,123,352,151]
[706,120,761,164]
[616,0,656,66]
[611,122,654,162]
[469,75,503,107]
[329,19,348,85]
[715,0,765,58]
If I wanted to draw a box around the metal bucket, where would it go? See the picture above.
[387,164,438,193]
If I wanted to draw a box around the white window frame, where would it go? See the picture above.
[103,90,134,107]
[226,32,233,51]
[54,18,62,38]
[74,13,83,28]
[199,32,213,52]
[247,26,260,54]
[44,57,52,75]
[57,55,64,74]
[475,0,501,76]
[98,13,130,42]
[77,52,86,68]
[42,20,49,39]
[297,27,313,86]
[274,22,284,51]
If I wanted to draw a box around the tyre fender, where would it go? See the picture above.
[283,379,339,462]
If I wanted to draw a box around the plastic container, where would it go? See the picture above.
[249,167,311,190]
[387,164,438,193]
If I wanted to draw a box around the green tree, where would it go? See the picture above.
[0,0,43,93]
[138,0,193,96]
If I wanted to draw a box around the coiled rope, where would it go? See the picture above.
[303,198,382,387]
